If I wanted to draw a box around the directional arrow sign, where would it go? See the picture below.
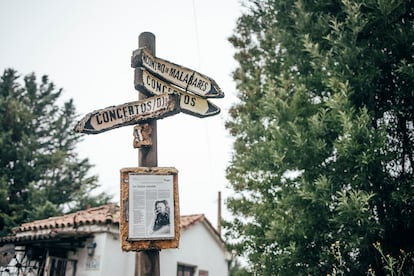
[74,93,180,134]
[134,68,220,118]
[131,47,224,99]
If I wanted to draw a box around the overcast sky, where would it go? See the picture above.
[0,0,242,228]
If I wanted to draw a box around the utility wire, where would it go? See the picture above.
[192,0,202,68]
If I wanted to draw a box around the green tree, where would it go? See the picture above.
[0,69,112,235]
[224,0,413,275]
[229,258,252,276]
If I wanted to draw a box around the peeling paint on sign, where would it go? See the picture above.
[131,48,224,99]
[134,68,220,118]
[74,93,180,134]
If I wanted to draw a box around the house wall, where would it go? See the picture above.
[96,231,135,276]
[160,222,229,276]
[70,228,135,276]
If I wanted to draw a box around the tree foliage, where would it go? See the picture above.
[224,0,413,274]
[0,69,112,235]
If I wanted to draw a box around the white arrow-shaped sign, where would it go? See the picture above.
[74,93,180,134]
[131,47,224,99]
[134,68,220,118]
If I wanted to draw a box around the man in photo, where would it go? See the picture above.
[148,199,171,235]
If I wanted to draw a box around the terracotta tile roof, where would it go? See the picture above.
[180,214,205,230]
[0,204,216,245]
[179,214,225,246]
[14,203,119,233]
[13,205,208,234]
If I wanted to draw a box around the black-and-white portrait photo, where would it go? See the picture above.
[148,199,171,235]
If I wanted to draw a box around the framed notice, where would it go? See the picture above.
[120,167,179,251]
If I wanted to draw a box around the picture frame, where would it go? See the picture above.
[120,167,180,251]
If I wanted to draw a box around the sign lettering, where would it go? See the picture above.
[74,93,180,134]
[134,68,220,118]
[131,48,224,99]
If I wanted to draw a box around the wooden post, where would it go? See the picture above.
[135,31,160,276]
[138,32,157,167]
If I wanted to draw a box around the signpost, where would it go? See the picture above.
[74,31,224,276]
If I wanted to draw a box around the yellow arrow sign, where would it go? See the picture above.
[74,93,180,134]
[131,48,224,99]
[134,68,220,118]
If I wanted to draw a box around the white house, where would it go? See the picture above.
[0,204,230,276]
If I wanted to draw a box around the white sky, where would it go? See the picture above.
[0,1,241,229]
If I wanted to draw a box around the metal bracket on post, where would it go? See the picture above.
[133,124,153,148]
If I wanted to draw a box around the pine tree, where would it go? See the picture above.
[224,0,413,274]
[0,69,111,235]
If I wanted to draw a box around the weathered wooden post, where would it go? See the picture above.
[137,32,157,168]
[135,31,159,276]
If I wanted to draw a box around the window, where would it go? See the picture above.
[177,263,196,276]
[199,269,209,276]
[47,257,77,276]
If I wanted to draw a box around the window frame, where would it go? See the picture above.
[177,262,197,276]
